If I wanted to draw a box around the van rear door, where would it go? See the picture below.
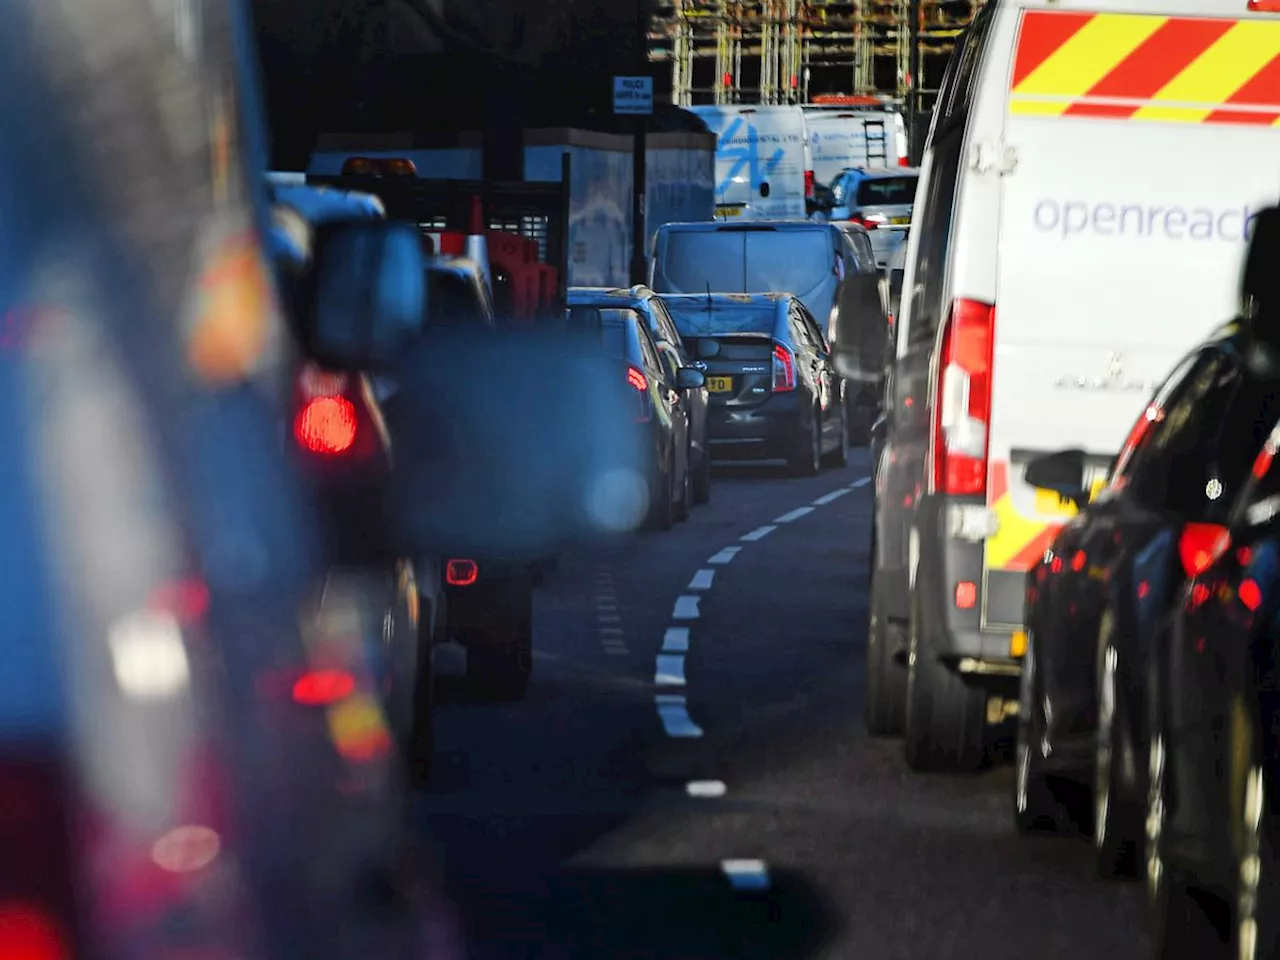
[983,5,1280,619]
[688,106,807,220]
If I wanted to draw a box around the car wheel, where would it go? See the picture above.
[675,451,691,522]
[788,414,821,477]
[464,580,534,702]
[865,565,906,736]
[822,408,850,467]
[693,447,712,505]
[1094,609,1141,878]
[1013,634,1078,834]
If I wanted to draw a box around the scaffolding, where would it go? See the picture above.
[650,0,981,107]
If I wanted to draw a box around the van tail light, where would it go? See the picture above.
[772,343,796,392]
[851,214,879,231]
[1178,523,1231,579]
[931,299,995,496]
[446,559,479,586]
[898,156,911,167]
[0,759,78,960]
[627,365,651,421]
[804,170,815,199]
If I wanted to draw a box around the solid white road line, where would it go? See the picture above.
[720,859,771,891]
[686,780,727,798]
[849,476,871,488]
[774,506,815,523]
[655,695,703,737]
[662,627,690,652]
[812,488,850,506]
[688,569,715,590]
[655,654,686,686]
[708,546,741,564]
[741,525,775,542]
[672,596,701,620]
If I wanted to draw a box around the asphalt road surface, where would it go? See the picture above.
[415,450,1146,959]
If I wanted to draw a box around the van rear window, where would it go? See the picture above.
[856,177,917,206]
[660,228,833,298]
[664,302,776,338]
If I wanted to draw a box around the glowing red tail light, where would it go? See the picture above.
[1240,578,1263,611]
[851,214,879,231]
[292,669,357,706]
[930,299,995,496]
[627,366,651,421]
[446,559,479,586]
[772,343,795,392]
[804,170,815,199]
[1178,523,1231,579]
[294,396,358,455]
[898,156,911,167]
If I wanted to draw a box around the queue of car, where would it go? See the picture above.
[839,0,1280,954]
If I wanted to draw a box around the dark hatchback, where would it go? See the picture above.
[661,292,847,475]
[565,303,705,528]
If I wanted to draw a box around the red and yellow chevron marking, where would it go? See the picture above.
[1009,10,1280,125]
[984,462,1107,572]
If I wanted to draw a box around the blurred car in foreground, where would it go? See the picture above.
[661,292,847,474]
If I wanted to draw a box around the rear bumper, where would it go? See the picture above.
[914,492,1023,682]
[706,393,803,459]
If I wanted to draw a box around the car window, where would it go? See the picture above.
[852,232,876,271]
[786,306,811,352]
[596,318,632,357]
[649,298,686,353]
[656,341,682,379]
[663,301,777,337]
[855,177,918,207]
[905,131,962,349]
[635,317,667,382]
[426,270,492,328]
[797,304,828,352]
[1106,351,1202,489]
[1124,350,1265,518]
[660,231,744,292]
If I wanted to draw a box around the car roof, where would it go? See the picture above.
[840,166,921,179]
[660,292,789,309]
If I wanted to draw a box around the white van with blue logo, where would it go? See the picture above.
[687,105,808,221]
[802,106,910,191]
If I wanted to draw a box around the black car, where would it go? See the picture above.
[565,301,705,529]
[1015,319,1280,881]
[569,285,713,506]
[660,292,848,475]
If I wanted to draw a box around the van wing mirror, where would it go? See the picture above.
[830,302,889,386]
[305,220,426,370]
[1023,449,1087,502]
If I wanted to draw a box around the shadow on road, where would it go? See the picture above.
[445,866,837,960]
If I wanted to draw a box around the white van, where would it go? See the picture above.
[857,0,1280,770]
[802,106,910,187]
[687,105,808,220]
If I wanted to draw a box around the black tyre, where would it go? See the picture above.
[903,590,987,773]
[846,395,873,446]
[822,408,850,468]
[465,581,534,702]
[788,414,821,477]
[1013,634,1083,834]
[646,463,674,531]
[693,447,712,505]
[1094,609,1141,878]
[865,567,906,736]
[674,454,692,522]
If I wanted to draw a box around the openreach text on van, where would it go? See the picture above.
[1033,199,1259,242]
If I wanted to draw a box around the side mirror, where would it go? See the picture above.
[1024,449,1087,505]
[695,337,721,359]
[830,301,890,386]
[306,220,426,369]
[676,367,706,389]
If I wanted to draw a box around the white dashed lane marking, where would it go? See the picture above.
[688,569,715,590]
[774,505,815,523]
[686,780,727,798]
[849,476,871,488]
[740,525,776,542]
[672,595,701,620]
[655,654,686,686]
[662,627,690,652]
[812,488,850,506]
[721,859,771,891]
[655,695,703,737]
[708,546,741,564]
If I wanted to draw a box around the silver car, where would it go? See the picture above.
[830,167,920,269]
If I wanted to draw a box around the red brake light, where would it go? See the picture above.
[0,903,70,960]
[804,170,815,198]
[772,343,796,392]
[1178,523,1231,579]
[294,396,358,455]
[852,214,878,231]
[445,559,479,586]
[1240,578,1263,611]
[930,299,995,496]
[292,669,356,706]
[627,366,651,421]
[898,156,910,167]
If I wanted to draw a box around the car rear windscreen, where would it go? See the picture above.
[664,302,776,338]
[661,228,833,298]
[856,176,917,206]
[592,310,641,359]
